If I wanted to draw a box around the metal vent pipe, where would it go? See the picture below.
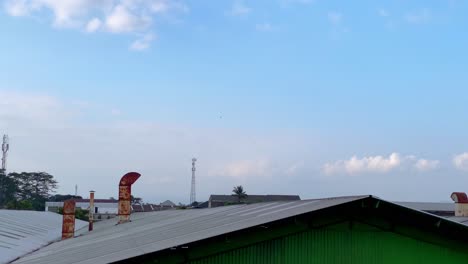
[62,200,76,240]
[89,190,95,231]
[118,172,141,224]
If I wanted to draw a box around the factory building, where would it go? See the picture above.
[14,195,468,264]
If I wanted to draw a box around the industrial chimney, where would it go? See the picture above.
[450,192,468,216]
[62,199,76,240]
[89,190,95,231]
[118,172,141,224]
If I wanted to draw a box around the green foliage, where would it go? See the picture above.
[58,207,89,221]
[232,185,248,203]
[0,170,18,208]
[49,194,82,202]
[6,200,33,210]
[75,208,89,221]
[0,171,58,210]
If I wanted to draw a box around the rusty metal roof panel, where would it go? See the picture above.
[13,196,369,264]
[0,210,88,264]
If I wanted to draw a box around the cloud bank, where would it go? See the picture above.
[3,0,188,50]
[454,153,468,171]
[323,153,440,175]
[0,90,307,202]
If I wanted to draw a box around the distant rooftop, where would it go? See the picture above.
[394,201,454,215]
[209,194,300,204]
[160,200,176,207]
[46,199,118,204]
[71,199,117,204]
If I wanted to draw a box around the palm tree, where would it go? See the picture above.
[232,185,247,203]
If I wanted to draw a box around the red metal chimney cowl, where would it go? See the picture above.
[118,172,141,224]
[451,192,468,203]
[62,199,76,240]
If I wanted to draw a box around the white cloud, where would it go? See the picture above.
[4,0,36,16]
[279,0,314,6]
[229,1,251,17]
[414,159,440,171]
[454,153,468,171]
[405,8,431,24]
[378,8,389,17]
[323,153,402,175]
[105,4,151,33]
[255,22,273,32]
[86,17,102,32]
[130,33,155,51]
[7,0,112,28]
[285,161,304,176]
[327,11,342,25]
[149,0,188,13]
[0,90,309,203]
[215,159,271,179]
[3,0,188,49]
[110,108,122,116]
[323,153,443,175]
[0,90,65,123]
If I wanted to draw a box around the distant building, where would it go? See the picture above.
[208,194,300,208]
[45,199,118,215]
[196,201,209,208]
[46,199,172,216]
[160,200,176,208]
[16,195,468,264]
[131,203,145,213]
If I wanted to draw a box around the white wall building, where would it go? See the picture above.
[45,199,118,214]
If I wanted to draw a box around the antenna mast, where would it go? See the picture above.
[1,135,9,172]
[190,158,197,205]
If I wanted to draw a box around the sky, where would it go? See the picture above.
[1,0,468,204]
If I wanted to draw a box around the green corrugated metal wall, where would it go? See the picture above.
[188,222,468,264]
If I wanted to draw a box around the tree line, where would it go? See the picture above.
[0,170,58,210]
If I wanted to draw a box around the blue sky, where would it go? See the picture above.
[1,0,468,204]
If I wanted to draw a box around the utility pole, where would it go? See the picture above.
[190,158,197,205]
[1,135,9,172]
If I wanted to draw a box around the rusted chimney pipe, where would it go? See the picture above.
[118,172,141,224]
[451,192,468,216]
[62,199,76,240]
[89,190,95,231]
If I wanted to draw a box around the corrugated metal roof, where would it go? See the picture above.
[13,196,368,264]
[0,210,88,264]
[209,194,300,203]
[394,201,454,212]
[447,216,468,225]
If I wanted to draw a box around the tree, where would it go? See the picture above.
[0,171,58,210]
[232,185,247,203]
[131,195,142,205]
[0,170,17,208]
[6,200,33,210]
[49,194,82,202]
